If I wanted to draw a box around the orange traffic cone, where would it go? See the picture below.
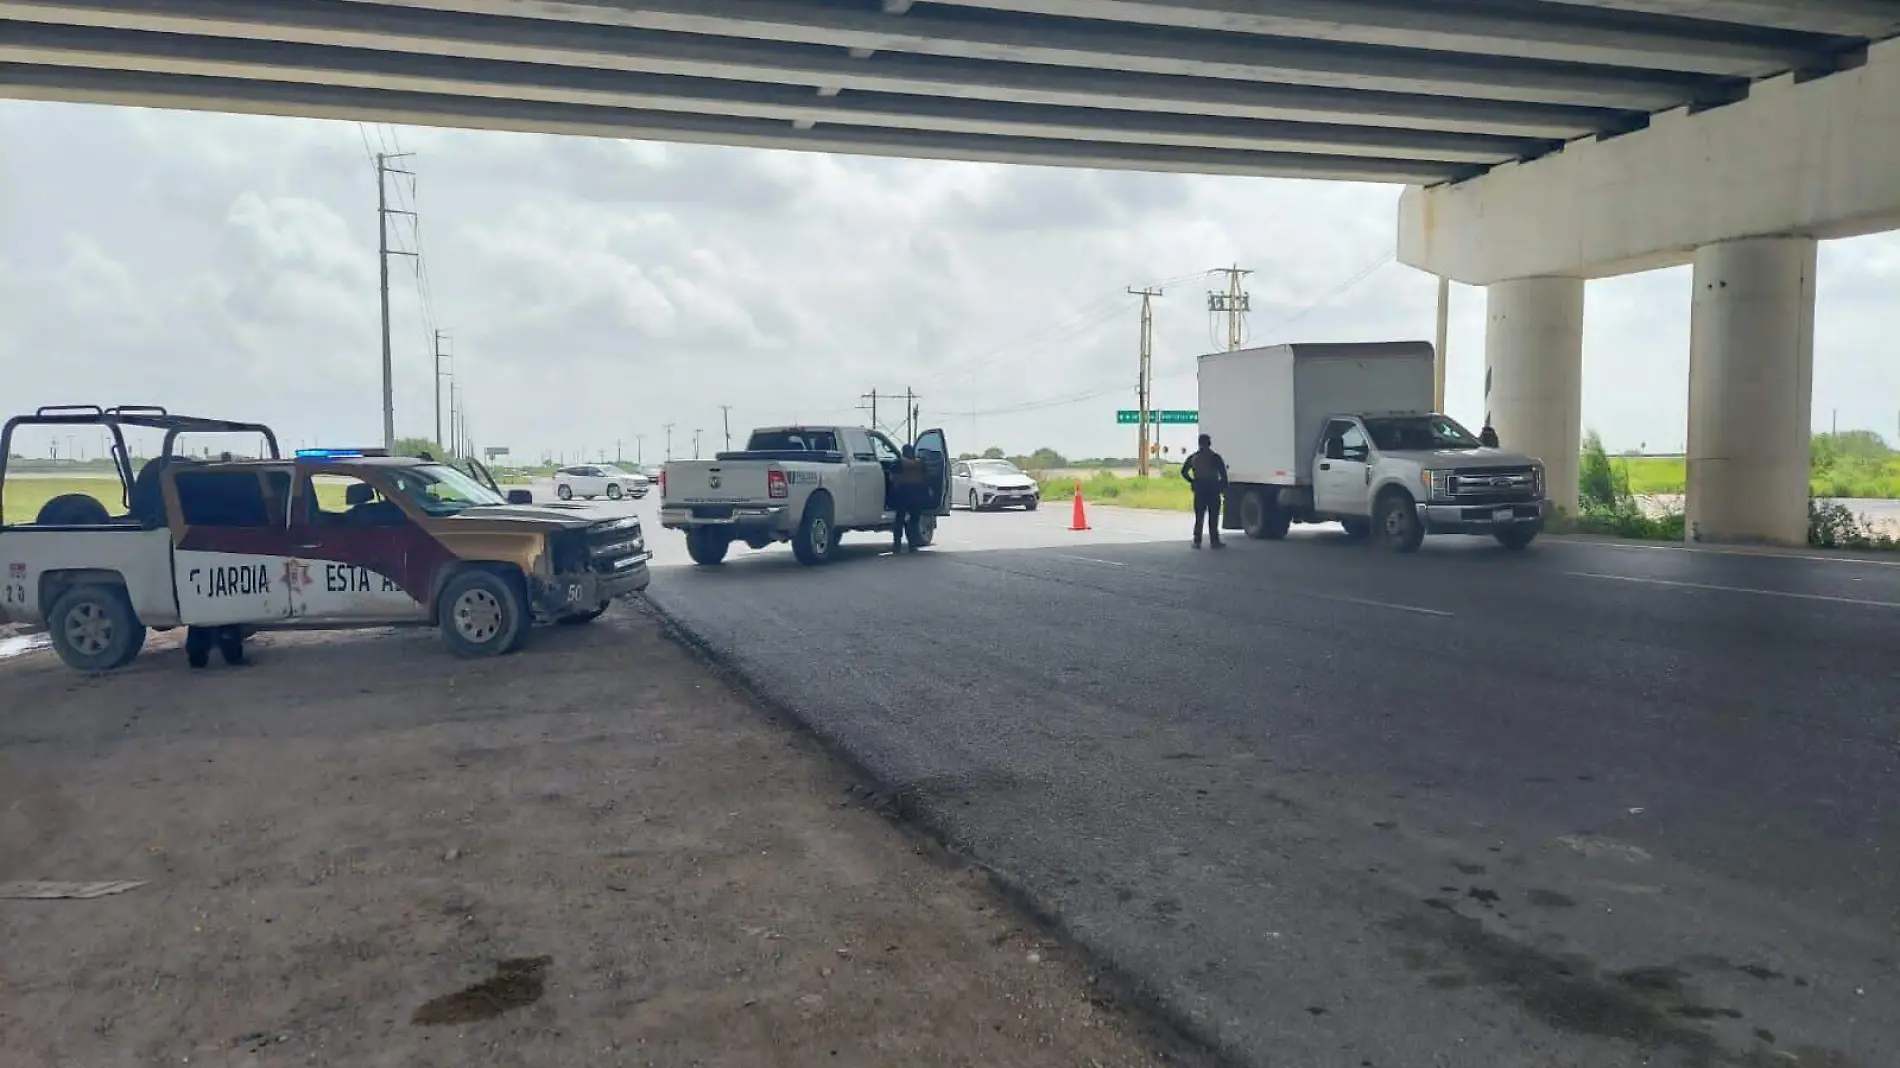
[1069,482,1090,531]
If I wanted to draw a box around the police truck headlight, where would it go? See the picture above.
[1422,469,1452,501]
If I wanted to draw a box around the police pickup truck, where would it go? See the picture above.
[659,425,950,565]
[0,405,652,672]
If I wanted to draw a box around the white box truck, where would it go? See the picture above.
[1198,341,1550,552]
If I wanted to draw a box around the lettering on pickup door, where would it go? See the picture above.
[190,564,273,598]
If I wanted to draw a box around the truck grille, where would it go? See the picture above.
[1447,466,1540,504]
[586,517,646,574]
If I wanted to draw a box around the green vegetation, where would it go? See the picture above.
[1034,470,1192,511]
[1569,432,1686,540]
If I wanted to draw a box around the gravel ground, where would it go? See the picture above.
[0,606,1182,1068]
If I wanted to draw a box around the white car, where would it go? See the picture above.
[554,464,649,501]
[952,459,1041,511]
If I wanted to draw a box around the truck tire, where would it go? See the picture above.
[438,568,530,658]
[1374,489,1425,554]
[686,528,731,566]
[792,493,836,565]
[1239,488,1290,540]
[1340,517,1371,540]
[1494,524,1538,550]
[47,584,145,672]
[911,513,937,548]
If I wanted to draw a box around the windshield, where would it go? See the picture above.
[386,463,508,516]
[970,460,1022,477]
[1361,415,1481,452]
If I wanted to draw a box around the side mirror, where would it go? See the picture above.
[506,489,534,505]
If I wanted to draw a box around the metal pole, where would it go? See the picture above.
[1433,275,1450,414]
[377,153,394,453]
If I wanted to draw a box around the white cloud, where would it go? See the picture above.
[1,100,1897,465]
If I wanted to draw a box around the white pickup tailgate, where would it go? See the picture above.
[662,460,776,505]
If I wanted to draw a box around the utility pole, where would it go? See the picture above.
[904,388,918,444]
[859,389,880,434]
[635,434,645,465]
[663,423,675,461]
[693,429,703,459]
[615,439,623,464]
[1128,286,1163,477]
[1206,264,1251,352]
[375,151,416,454]
[719,405,733,450]
[433,329,450,449]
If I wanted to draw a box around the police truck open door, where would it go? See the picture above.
[914,428,952,517]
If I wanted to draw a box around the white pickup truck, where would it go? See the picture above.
[659,425,951,565]
[1201,342,1550,552]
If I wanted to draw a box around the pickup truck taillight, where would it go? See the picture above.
[767,470,788,499]
[658,470,665,494]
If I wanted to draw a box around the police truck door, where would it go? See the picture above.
[167,466,296,626]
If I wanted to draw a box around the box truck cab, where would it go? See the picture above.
[1198,342,1549,553]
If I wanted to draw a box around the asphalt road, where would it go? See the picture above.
[627,501,1899,1068]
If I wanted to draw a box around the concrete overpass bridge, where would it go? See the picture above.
[4,0,1898,543]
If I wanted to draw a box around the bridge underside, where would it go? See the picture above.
[2,0,1897,185]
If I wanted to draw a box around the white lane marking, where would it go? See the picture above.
[1553,538,1900,569]
[1309,593,1453,618]
[1566,570,1900,609]
[1053,554,1130,567]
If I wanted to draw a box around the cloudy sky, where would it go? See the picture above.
[2,99,1897,465]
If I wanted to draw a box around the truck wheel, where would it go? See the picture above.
[1240,488,1290,540]
[686,529,731,565]
[47,584,145,672]
[792,493,836,566]
[1340,517,1371,540]
[911,513,937,548]
[1494,524,1538,550]
[1374,490,1425,553]
[438,569,529,658]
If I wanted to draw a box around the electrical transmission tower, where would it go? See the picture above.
[1207,264,1252,352]
[1128,286,1163,476]
[375,151,417,453]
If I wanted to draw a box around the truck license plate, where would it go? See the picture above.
[1492,507,1515,522]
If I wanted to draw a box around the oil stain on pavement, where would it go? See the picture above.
[412,956,552,1026]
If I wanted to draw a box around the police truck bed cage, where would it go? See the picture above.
[0,405,283,526]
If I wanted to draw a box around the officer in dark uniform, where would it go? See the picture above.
[1181,433,1229,548]
[890,444,928,551]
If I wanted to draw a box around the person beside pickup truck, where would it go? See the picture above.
[890,444,928,551]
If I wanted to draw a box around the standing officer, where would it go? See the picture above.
[1181,433,1229,548]
[890,444,927,551]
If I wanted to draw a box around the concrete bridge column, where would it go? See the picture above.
[1484,277,1584,515]
[1686,236,1818,546]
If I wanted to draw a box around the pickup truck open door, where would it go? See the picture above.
[915,428,952,517]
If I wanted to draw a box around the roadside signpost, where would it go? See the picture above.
[1116,410,1198,425]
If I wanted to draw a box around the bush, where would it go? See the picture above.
[1572,430,1683,539]
[1808,500,1899,550]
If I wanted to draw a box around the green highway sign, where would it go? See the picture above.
[1116,409,1199,425]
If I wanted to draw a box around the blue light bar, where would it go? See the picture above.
[295,447,386,460]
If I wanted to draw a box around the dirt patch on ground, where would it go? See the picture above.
[0,607,1173,1067]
